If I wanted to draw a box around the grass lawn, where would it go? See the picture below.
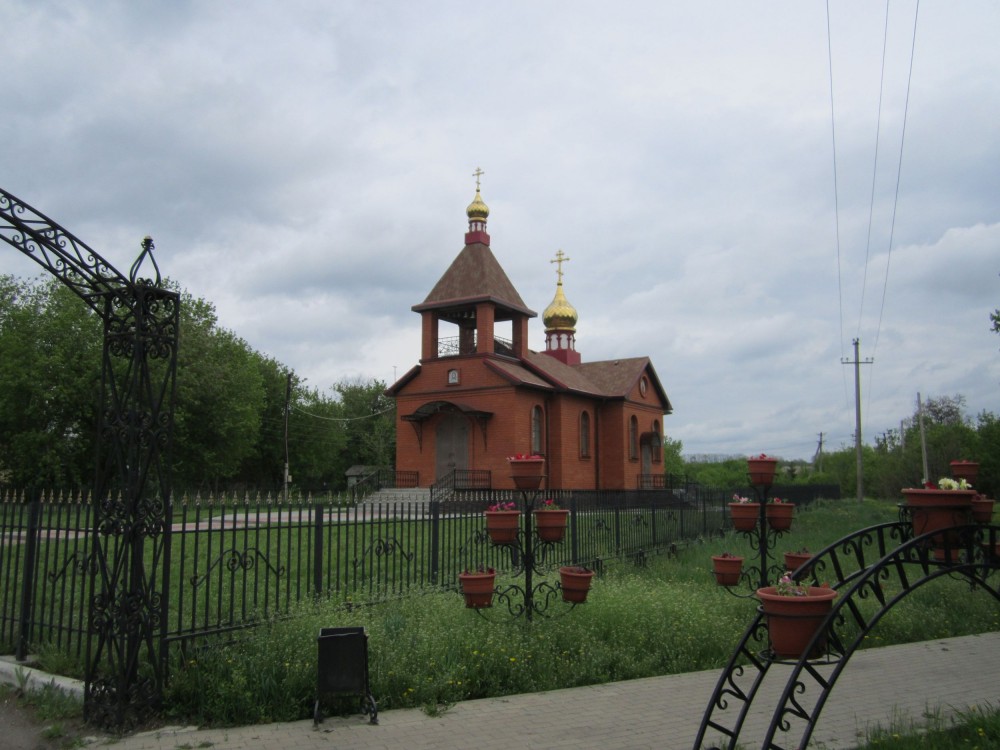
[158,498,1000,728]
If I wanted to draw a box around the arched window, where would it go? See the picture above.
[580,411,591,458]
[629,415,639,460]
[531,405,544,455]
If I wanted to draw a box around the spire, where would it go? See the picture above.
[465,166,490,246]
[542,249,581,365]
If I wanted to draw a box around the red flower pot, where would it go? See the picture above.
[756,585,838,659]
[458,571,496,608]
[766,502,795,531]
[509,458,545,490]
[902,488,975,546]
[971,496,994,524]
[534,509,569,543]
[711,555,744,586]
[484,511,521,545]
[729,502,760,532]
[559,566,595,603]
[747,457,778,486]
[950,460,980,484]
[783,551,813,574]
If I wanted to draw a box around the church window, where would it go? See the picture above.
[580,411,591,458]
[531,405,544,455]
[629,415,639,460]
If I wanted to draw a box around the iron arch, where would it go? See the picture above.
[695,521,1000,749]
[0,187,179,730]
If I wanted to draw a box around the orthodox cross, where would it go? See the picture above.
[472,166,485,190]
[551,249,570,283]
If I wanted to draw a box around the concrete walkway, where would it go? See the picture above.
[3,632,999,749]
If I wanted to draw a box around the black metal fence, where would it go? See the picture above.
[0,482,838,665]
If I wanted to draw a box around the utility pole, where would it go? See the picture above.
[813,432,825,472]
[842,339,873,502]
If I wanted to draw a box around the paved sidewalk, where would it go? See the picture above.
[60,631,994,750]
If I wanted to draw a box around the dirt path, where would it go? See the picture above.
[0,691,96,750]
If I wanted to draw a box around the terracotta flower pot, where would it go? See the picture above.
[950,460,980,484]
[783,551,813,574]
[534,509,569,542]
[484,510,521,545]
[729,502,760,532]
[756,585,838,659]
[766,502,795,531]
[509,458,545,490]
[711,555,744,586]
[971,496,994,524]
[747,457,778,487]
[902,488,975,546]
[559,566,595,603]
[458,571,496,608]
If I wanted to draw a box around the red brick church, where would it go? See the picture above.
[386,176,672,490]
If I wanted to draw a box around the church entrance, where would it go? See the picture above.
[435,412,469,481]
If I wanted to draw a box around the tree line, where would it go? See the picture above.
[667,393,999,501]
[0,275,394,493]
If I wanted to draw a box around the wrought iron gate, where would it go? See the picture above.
[0,188,178,730]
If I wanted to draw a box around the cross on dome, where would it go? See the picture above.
[551,249,571,284]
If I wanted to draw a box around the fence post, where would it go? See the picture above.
[429,499,441,585]
[570,495,579,565]
[313,503,324,597]
[16,490,42,662]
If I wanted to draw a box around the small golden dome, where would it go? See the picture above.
[543,282,578,331]
[466,188,489,222]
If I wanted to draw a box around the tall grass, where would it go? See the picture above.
[162,499,999,726]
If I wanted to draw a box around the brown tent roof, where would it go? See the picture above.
[481,351,671,413]
[412,242,536,319]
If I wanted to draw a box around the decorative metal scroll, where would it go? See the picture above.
[693,521,1000,749]
[0,187,179,730]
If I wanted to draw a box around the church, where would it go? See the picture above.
[386,175,672,491]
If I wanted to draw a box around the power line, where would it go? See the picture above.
[826,0,846,365]
[872,0,920,357]
[857,0,892,341]
[291,404,394,422]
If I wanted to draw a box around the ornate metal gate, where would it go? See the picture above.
[0,187,178,729]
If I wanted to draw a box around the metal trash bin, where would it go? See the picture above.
[314,626,378,725]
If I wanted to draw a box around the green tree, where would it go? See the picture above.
[0,276,102,486]
[334,378,395,467]
[172,291,266,489]
[661,435,684,477]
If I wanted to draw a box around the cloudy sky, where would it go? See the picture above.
[2,1,998,461]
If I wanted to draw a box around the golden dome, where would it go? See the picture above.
[466,188,489,222]
[543,281,578,331]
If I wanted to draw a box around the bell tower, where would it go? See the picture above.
[411,168,536,362]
